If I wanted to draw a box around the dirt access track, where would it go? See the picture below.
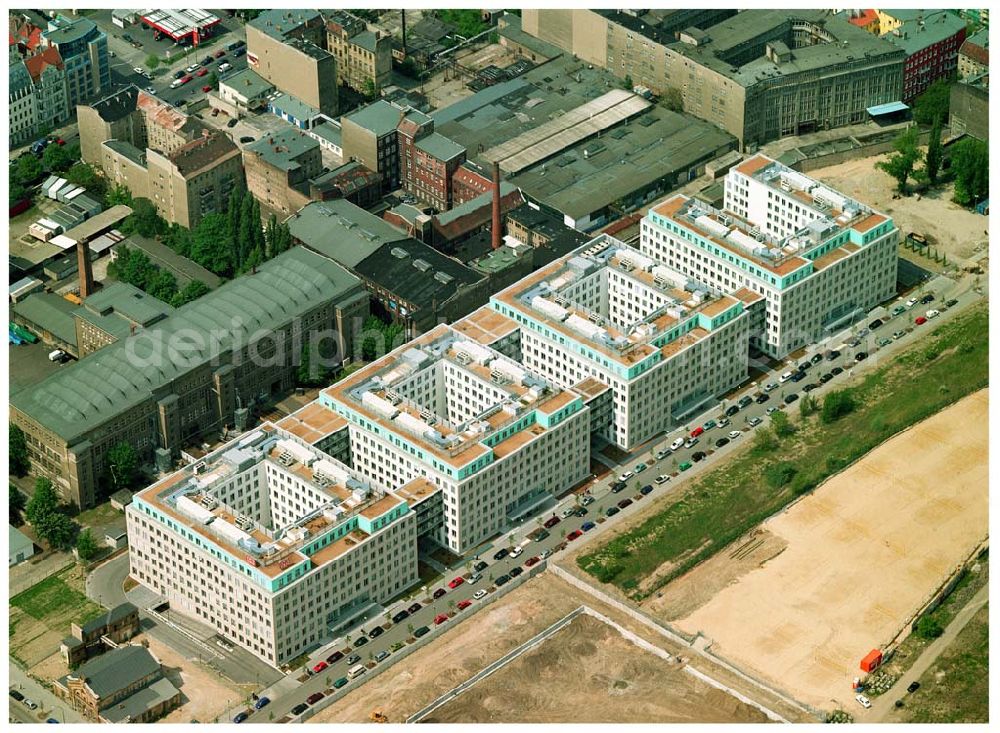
[662,389,988,710]
[308,573,809,723]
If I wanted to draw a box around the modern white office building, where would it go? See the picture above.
[640,154,899,358]
[126,422,419,666]
[489,235,755,450]
[319,323,593,554]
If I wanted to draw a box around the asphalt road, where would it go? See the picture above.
[241,278,980,723]
[8,660,84,724]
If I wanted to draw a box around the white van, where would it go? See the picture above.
[218,62,232,73]
[348,664,367,680]
[48,349,66,362]
[779,371,794,383]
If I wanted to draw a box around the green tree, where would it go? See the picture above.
[121,197,167,238]
[660,87,683,112]
[76,528,100,561]
[770,410,794,438]
[925,116,943,185]
[751,427,777,453]
[9,179,29,207]
[799,394,819,418]
[912,79,951,126]
[821,389,856,423]
[191,213,235,276]
[170,280,210,307]
[622,74,633,90]
[42,143,74,173]
[764,461,798,489]
[65,161,108,199]
[951,137,989,207]
[36,512,77,550]
[105,441,139,491]
[227,188,243,247]
[105,183,133,208]
[25,477,60,527]
[14,155,43,186]
[361,78,377,101]
[915,616,944,639]
[9,485,27,526]
[145,54,160,69]
[876,126,921,193]
[145,268,178,303]
[237,194,255,271]
[10,424,30,477]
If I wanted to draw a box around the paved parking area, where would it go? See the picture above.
[9,341,66,397]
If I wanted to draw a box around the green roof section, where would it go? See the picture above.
[12,293,79,347]
[343,99,402,137]
[246,128,319,171]
[415,132,466,161]
[884,10,966,55]
[353,29,380,53]
[311,121,342,148]
[287,199,408,267]
[248,9,322,40]
[75,282,174,342]
[270,93,319,123]
[11,247,361,442]
[219,68,274,98]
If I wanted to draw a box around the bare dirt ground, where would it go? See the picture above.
[643,529,788,621]
[808,156,988,263]
[308,573,809,724]
[143,633,244,724]
[425,614,769,723]
[667,389,988,710]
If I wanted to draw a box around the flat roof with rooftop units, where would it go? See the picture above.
[134,422,409,587]
[139,9,221,43]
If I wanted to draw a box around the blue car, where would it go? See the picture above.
[254,696,270,710]
[581,521,596,532]
[46,719,59,724]
[233,711,249,723]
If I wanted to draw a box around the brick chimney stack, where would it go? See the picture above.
[491,161,502,250]
[77,239,94,299]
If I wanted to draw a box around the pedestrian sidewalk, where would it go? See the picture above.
[8,660,86,723]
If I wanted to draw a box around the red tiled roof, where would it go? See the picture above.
[848,9,878,28]
[960,38,989,68]
[23,46,64,82]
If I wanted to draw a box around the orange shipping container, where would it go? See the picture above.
[860,649,883,673]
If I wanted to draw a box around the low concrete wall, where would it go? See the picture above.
[790,128,934,173]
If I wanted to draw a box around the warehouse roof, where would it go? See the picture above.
[12,292,79,346]
[414,132,465,162]
[343,99,403,137]
[497,13,563,60]
[668,10,904,87]
[11,248,360,442]
[61,205,134,244]
[75,282,174,341]
[352,239,484,314]
[310,120,342,148]
[270,92,319,124]
[287,199,408,267]
[435,182,519,227]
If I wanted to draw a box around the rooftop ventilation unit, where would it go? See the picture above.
[200,495,219,510]
[413,258,431,272]
[390,246,409,259]
[454,351,472,365]
[433,271,454,284]
[384,389,401,405]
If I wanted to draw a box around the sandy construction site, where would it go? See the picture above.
[308,573,806,724]
[424,613,770,724]
[665,390,988,709]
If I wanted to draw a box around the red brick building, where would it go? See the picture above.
[884,11,967,102]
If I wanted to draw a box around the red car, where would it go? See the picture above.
[543,516,561,529]
[326,650,344,665]
[433,587,447,599]
[55,138,65,145]
[196,68,208,77]
[214,49,226,58]
[434,613,449,625]
[524,556,541,567]
[180,75,192,84]
[915,316,927,325]
[566,529,584,541]
[306,692,324,705]
[457,599,472,610]
[447,576,465,589]
[311,661,327,673]
[201,85,212,92]
[690,426,704,438]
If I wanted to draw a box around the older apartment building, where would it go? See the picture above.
[326,10,392,94]
[522,9,905,149]
[243,128,324,219]
[11,248,368,510]
[640,155,898,358]
[9,45,71,147]
[80,87,243,229]
[246,9,338,116]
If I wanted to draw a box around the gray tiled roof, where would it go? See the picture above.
[12,292,79,346]
[415,132,465,162]
[67,646,159,700]
[79,602,138,636]
[343,100,402,137]
[101,677,180,723]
